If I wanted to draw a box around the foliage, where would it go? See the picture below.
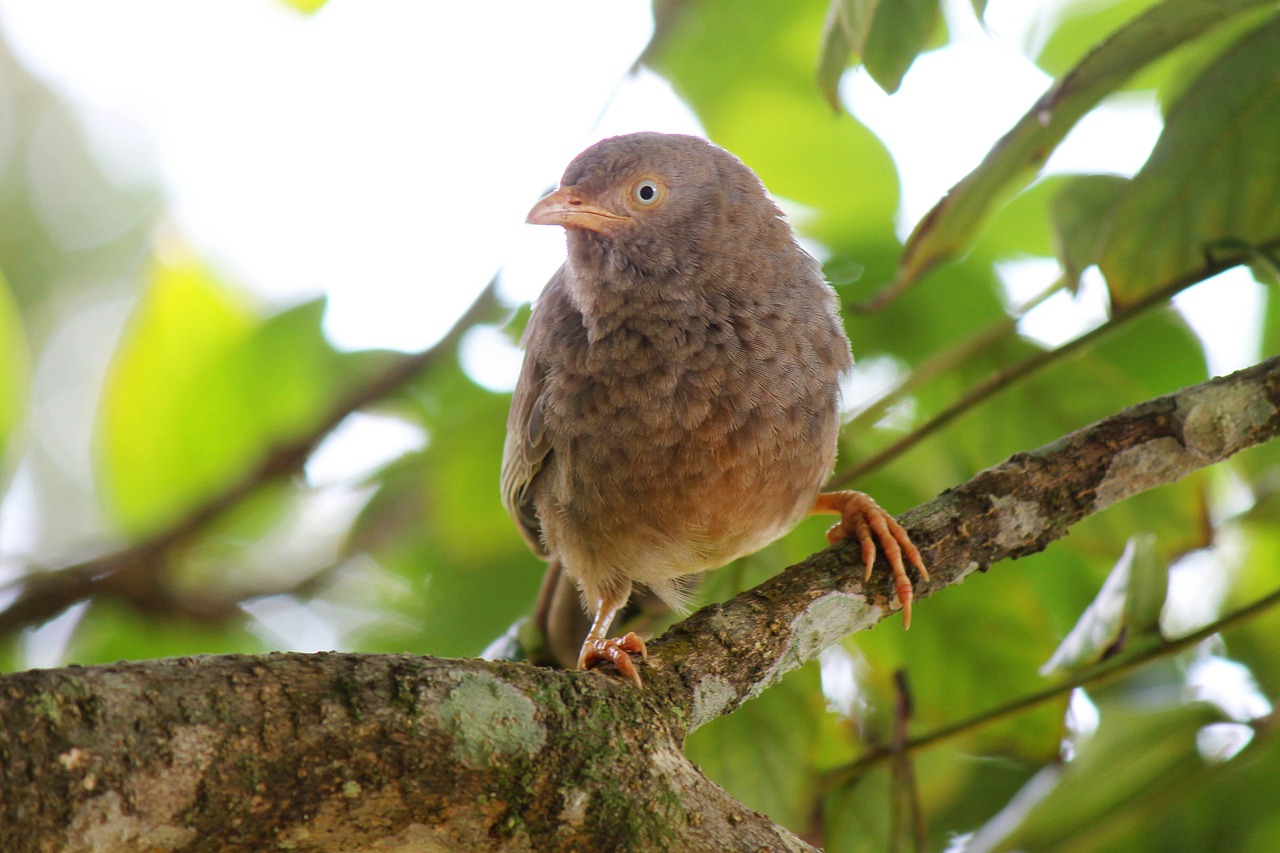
[1,1,1278,850]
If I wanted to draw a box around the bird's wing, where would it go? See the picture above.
[500,267,564,558]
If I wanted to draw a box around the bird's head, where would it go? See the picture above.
[528,133,786,281]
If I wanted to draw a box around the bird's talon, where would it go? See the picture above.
[815,490,927,627]
[580,632,648,688]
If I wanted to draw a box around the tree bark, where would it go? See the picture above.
[4,355,1279,852]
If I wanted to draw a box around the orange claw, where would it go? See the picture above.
[579,631,649,688]
[812,491,928,629]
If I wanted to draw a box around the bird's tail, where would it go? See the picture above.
[533,558,592,670]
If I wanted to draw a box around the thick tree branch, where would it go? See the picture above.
[648,354,1280,728]
[0,654,810,852]
[3,356,1278,851]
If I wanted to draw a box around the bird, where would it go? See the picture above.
[501,132,926,687]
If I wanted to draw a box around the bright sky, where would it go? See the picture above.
[0,0,1152,346]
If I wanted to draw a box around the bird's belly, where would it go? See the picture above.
[548,369,837,581]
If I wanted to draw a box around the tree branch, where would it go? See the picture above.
[3,355,1278,851]
[649,354,1280,729]
[833,241,1279,488]
[0,654,812,852]
[0,283,503,636]
[826,583,1280,785]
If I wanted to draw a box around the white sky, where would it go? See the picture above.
[0,0,1167,348]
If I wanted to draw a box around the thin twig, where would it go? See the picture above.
[888,669,927,853]
[0,282,503,634]
[825,584,1280,787]
[831,244,1276,489]
[841,280,1060,437]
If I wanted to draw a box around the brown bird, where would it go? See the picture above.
[501,132,926,687]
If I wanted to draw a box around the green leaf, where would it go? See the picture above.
[817,0,942,105]
[1152,5,1280,111]
[346,371,544,659]
[276,0,329,12]
[972,701,1227,852]
[0,269,28,469]
[825,741,1039,853]
[1124,533,1169,637]
[1050,174,1130,288]
[227,297,349,442]
[974,174,1076,262]
[816,1,863,111]
[861,0,941,94]
[1097,16,1280,308]
[1040,550,1133,677]
[853,563,1070,764]
[65,599,267,666]
[1099,716,1280,850]
[895,0,1274,293]
[98,261,350,534]
[649,0,901,245]
[1036,0,1163,77]
[1041,534,1168,676]
[98,261,256,533]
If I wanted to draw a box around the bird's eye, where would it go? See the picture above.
[632,179,661,206]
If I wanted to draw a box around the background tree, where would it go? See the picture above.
[1,0,1278,850]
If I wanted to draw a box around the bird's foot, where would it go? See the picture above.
[815,490,929,629]
[579,632,648,688]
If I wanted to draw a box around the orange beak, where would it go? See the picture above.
[526,187,628,234]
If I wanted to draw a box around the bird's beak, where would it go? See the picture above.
[526,187,628,233]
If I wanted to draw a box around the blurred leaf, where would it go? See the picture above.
[825,743,1038,853]
[1040,548,1133,676]
[824,754,894,853]
[895,0,1274,293]
[649,0,901,246]
[817,0,941,102]
[1125,534,1169,637]
[0,270,27,468]
[816,1,860,111]
[99,261,350,534]
[228,297,350,441]
[843,247,1008,369]
[1093,720,1280,852]
[1036,0,1163,77]
[65,599,267,666]
[1038,0,1276,110]
[1152,5,1280,111]
[276,0,329,12]
[860,0,940,94]
[971,701,1227,852]
[1050,173,1129,288]
[99,261,255,533]
[1098,16,1280,308]
[347,369,543,658]
[853,564,1070,764]
[1041,534,1168,675]
[974,174,1075,263]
